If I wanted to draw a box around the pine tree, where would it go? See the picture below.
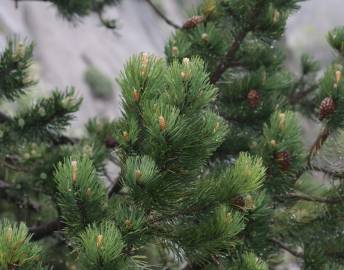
[2,0,344,269]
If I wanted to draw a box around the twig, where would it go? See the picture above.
[29,218,64,241]
[145,0,181,29]
[210,1,263,84]
[312,165,344,179]
[307,126,330,166]
[270,238,304,258]
[289,84,318,105]
[285,192,343,204]
[107,175,122,197]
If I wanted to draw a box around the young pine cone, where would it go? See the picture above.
[105,135,117,148]
[247,89,260,108]
[275,151,290,171]
[319,97,336,120]
[182,15,205,29]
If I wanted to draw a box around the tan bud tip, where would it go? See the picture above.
[123,131,129,142]
[124,219,133,230]
[182,57,190,66]
[96,234,104,248]
[141,52,149,66]
[6,227,13,241]
[201,33,209,42]
[159,115,166,131]
[135,169,142,179]
[336,70,342,84]
[272,9,280,24]
[171,46,179,56]
[71,160,77,184]
[132,89,140,102]
[279,113,286,129]
[270,139,277,147]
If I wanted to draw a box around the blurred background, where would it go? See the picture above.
[1,0,343,133]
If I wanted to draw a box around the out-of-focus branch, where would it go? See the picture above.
[145,0,181,29]
[270,238,304,258]
[29,218,64,241]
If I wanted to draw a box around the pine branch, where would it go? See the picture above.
[0,107,78,145]
[269,238,304,258]
[145,0,181,29]
[285,192,343,204]
[210,1,264,84]
[289,84,318,105]
[29,218,64,241]
[307,126,330,166]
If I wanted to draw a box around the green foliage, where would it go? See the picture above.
[328,26,344,55]
[0,219,47,270]
[78,221,125,269]
[0,39,35,101]
[230,252,268,270]
[55,156,108,235]
[257,111,304,194]
[10,88,81,141]
[84,66,114,100]
[51,0,121,20]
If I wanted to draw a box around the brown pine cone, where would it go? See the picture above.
[182,15,205,29]
[275,151,290,171]
[105,135,117,148]
[247,89,260,108]
[232,196,245,209]
[319,97,336,120]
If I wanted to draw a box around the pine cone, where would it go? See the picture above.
[319,97,336,120]
[232,196,245,208]
[105,135,117,148]
[275,151,290,171]
[247,89,260,108]
[182,15,205,29]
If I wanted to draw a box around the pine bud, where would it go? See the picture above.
[272,9,280,24]
[18,118,25,128]
[71,160,77,184]
[135,169,142,179]
[132,89,140,102]
[182,57,190,66]
[141,52,149,76]
[279,113,286,129]
[270,139,277,148]
[6,226,13,241]
[14,42,25,60]
[213,122,220,133]
[202,0,216,17]
[86,188,92,197]
[261,70,267,85]
[96,234,104,248]
[244,195,255,209]
[123,131,129,142]
[141,52,149,66]
[159,115,166,131]
[182,15,205,29]
[336,70,342,84]
[124,219,133,230]
[171,46,179,57]
[201,33,209,43]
